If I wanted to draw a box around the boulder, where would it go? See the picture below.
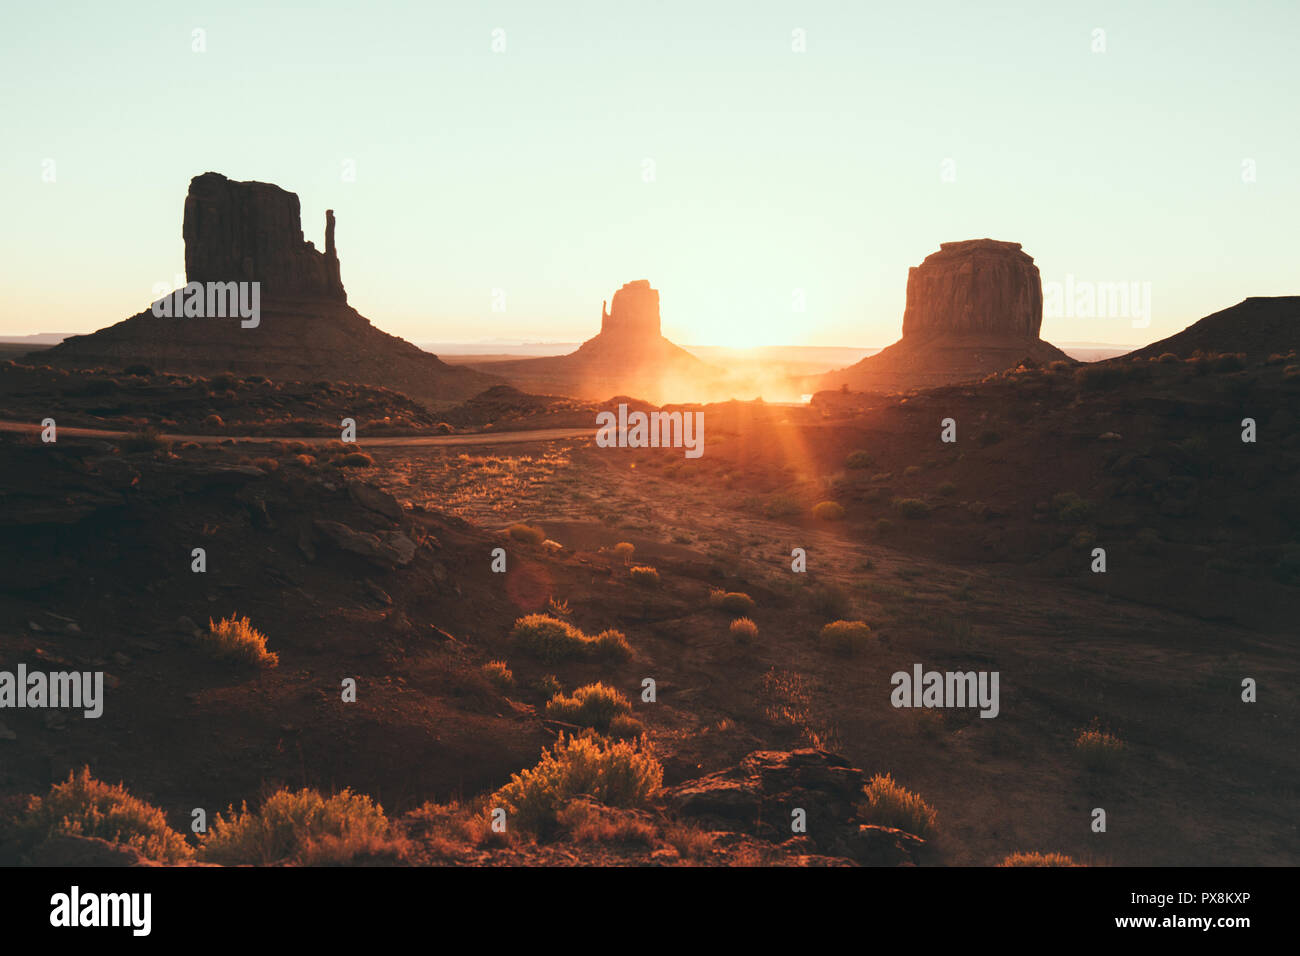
[313,519,416,568]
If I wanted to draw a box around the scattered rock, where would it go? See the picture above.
[313,519,417,568]
[348,481,403,521]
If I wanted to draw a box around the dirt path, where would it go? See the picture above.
[0,420,594,447]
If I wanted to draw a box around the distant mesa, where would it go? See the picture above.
[40,172,499,406]
[820,238,1071,392]
[468,279,718,404]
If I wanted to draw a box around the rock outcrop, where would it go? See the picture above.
[665,748,926,866]
[183,172,346,301]
[467,279,718,404]
[39,173,500,406]
[600,280,661,338]
[902,239,1043,340]
[818,238,1071,393]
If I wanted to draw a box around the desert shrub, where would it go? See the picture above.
[482,660,514,690]
[591,629,632,661]
[340,452,374,467]
[613,541,635,561]
[201,615,279,667]
[1048,360,1071,372]
[118,425,171,454]
[123,363,154,377]
[508,523,546,546]
[808,583,852,619]
[435,422,454,434]
[858,772,938,837]
[22,767,193,863]
[1157,352,1181,364]
[999,851,1082,867]
[629,565,660,587]
[819,620,873,654]
[845,450,875,470]
[1052,491,1093,522]
[1214,352,1246,372]
[531,674,563,697]
[209,372,239,390]
[250,457,279,472]
[936,481,957,496]
[730,617,758,643]
[511,615,630,663]
[493,733,663,836]
[295,454,316,466]
[812,500,845,521]
[201,412,224,428]
[1074,720,1126,772]
[606,713,646,740]
[545,682,632,730]
[709,590,756,614]
[875,517,895,534]
[199,788,395,865]
[892,497,931,519]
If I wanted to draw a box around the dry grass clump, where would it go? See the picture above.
[857,772,938,837]
[202,615,279,668]
[998,851,1083,867]
[21,767,193,862]
[482,660,514,690]
[709,589,756,614]
[729,617,758,643]
[511,614,631,663]
[819,619,873,654]
[557,799,657,845]
[1074,719,1127,772]
[493,733,663,837]
[508,523,546,545]
[199,788,404,865]
[663,823,716,861]
[544,682,632,731]
[629,565,660,587]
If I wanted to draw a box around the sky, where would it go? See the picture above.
[1,1,1296,349]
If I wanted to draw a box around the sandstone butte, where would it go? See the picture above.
[467,279,718,404]
[820,238,1073,392]
[38,172,500,407]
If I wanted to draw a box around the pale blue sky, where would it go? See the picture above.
[1,0,1295,347]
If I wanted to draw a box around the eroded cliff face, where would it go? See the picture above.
[182,172,346,301]
[40,172,503,405]
[600,280,661,339]
[901,239,1042,340]
[817,239,1069,393]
